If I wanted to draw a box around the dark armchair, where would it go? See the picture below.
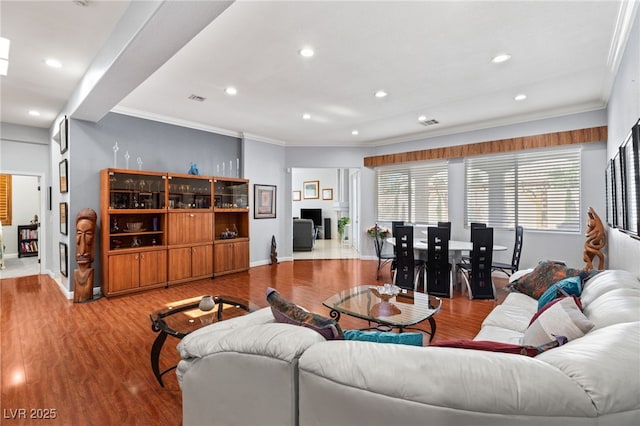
[293,219,316,251]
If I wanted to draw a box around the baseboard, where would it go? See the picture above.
[250,257,293,267]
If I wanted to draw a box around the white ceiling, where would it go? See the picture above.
[1,1,638,147]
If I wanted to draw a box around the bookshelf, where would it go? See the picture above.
[18,224,38,258]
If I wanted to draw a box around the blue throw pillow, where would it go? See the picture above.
[343,330,423,346]
[537,276,582,310]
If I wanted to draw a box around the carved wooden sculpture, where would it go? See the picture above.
[583,207,606,271]
[74,208,97,302]
[270,235,278,265]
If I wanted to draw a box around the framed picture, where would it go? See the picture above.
[254,184,276,219]
[605,160,614,226]
[60,202,68,235]
[59,242,68,277]
[322,188,333,200]
[292,190,301,201]
[59,159,68,193]
[303,180,319,199]
[622,120,639,235]
[59,115,68,154]
[614,151,624,228]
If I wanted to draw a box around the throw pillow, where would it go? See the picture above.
[523,296,595,346]
[529,295,583,326]
[266,288,344,340]
[512,260,583,299]
[537,275,583,310]
[343,330,423,346]
[430,337,566,357]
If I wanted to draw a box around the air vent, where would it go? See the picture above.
[419,118,439,126]
[188,94,206,102]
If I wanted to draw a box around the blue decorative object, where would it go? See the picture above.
[188,162,200,175]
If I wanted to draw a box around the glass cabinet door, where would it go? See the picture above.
[108,171,166,210]
[167,176,212,209]
[214,179,248,209]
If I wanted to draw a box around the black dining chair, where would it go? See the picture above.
[470,222,487,229]
[458,226,495,300]
[391,221,404,237]
[373,224,396,280]
[426,226,453,298]
[492,225,524,277]
[437,221,451,240]
[392,226,423,291]
[460,222,487,265]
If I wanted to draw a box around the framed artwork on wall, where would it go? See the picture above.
[59,115,68,154]
[60,202,68,235]
[59,159,68,193]
[59,242,68,277]
[322,188,333,200]
[292,190,301,201]
[614,151,624,228]
[605,160,614,227]
[254,184,276,219]
[303,180,319,199]
[622,120,639,235]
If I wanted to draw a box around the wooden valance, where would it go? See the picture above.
[364,126,607,167]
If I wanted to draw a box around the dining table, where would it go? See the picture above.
[386,236,508,287]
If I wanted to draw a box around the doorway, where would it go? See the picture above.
[0,174,43,279]
[291,167,359,260]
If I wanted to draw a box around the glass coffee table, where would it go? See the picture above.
[149,294,252,386]
[322,285,442,343]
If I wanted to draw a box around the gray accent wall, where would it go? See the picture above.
[69,112,241,292]
[243,137,287,263]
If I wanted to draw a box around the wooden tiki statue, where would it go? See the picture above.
[583,207,606,271]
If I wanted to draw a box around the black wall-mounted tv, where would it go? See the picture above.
[300,208,322,228]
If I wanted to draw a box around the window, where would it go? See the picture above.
[465,148,581,232]
[376,161,448,223]
[0,174,11,226]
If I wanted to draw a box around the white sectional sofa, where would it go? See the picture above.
[177,269,640,426]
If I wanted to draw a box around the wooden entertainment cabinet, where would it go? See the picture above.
[100,168,250,297]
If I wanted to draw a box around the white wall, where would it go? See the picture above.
[292,167,339,238]
[606,8,640,276]
[1,176,40,255]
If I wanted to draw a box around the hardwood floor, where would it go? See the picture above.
[0,260,507,425]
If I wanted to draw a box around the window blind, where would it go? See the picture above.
[376,161,448,223]
[465,148,581,232]
[0,174,12,226]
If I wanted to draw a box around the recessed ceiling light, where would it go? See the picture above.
[351,130,359,136]
[374,90,388,98]
[418,116,439,126]
[302,113,311,120]
[45,58,62,68]
[514,93,527,101]
[491,53,511,63]
[28,110,40,116]
[299,47,314,58]
[224,86,237,96]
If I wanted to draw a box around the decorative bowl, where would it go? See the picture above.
[369,284,400,302]
[126,222,144,231]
